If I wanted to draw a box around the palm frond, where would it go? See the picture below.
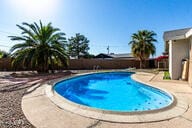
[129,30,157,68]
[9,21,69,72]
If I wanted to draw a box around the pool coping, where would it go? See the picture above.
[45,71,189,123]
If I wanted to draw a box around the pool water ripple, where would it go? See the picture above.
[54,72,173,112]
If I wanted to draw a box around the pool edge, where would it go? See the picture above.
[45,71,189,123]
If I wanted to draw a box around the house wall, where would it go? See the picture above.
[169,40,173,78]
[188,37,192,85]
[169,39,190,79]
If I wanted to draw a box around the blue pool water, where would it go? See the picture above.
[54,72,173,112]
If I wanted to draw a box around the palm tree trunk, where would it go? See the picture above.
[139,56,144,69]
[140,60,142,69]
[143,59,146,68]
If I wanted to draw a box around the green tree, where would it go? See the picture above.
[129,30,157,68]
[68,33,90,59]
[9,21,69,73]
[0,50,9,58]
[81,53,95,59]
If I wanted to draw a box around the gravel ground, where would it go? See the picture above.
[0,71,73,128]
[0,69,153,128]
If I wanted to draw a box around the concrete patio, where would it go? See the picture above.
[22,72,192,128]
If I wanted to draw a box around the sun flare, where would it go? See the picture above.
[7,0,60,17]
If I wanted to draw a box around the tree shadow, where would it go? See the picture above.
[0,71,73,94]
[0,79,42,93]
[63,87,109,106]
[67,95,89,106]
[24,83,43,95]
[55,78,110,106]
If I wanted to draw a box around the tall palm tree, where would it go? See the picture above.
[9,21,69,73]
[129,30,157,69]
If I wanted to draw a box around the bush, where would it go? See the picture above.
[0,50,9,58]
[163,71,171,80]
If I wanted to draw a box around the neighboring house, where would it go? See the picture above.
[163,27,192,83]
[155,55,168,70]
[95,53,135,60]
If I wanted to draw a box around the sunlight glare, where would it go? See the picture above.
[7,0,61,17]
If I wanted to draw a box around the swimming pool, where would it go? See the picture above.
[54,72,173,112]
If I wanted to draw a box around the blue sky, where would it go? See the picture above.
[1,0,192,57]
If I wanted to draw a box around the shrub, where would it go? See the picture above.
[163,71,171,80]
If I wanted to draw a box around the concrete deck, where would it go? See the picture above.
[22,72,192,128]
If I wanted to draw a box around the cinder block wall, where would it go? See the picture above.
[0,58,155,71]
[69,59,141,69]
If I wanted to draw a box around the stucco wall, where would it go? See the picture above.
[170,39,190,79]
[169,40,173,78]
[188,37,192,84]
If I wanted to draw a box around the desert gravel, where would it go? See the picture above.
[0,71,72,128]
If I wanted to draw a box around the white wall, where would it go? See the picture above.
[169,39,190,79]
[169,40,173,79]
[188,37,192,84]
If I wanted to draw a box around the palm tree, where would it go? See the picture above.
[9,21,69,73]
[129,30,157,69]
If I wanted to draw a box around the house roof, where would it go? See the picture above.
[95,53,113,58]
[163,27,192,41]
[110,53,134,58]
[95,53,134,58]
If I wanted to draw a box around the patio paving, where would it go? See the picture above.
[22,71,192,128]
